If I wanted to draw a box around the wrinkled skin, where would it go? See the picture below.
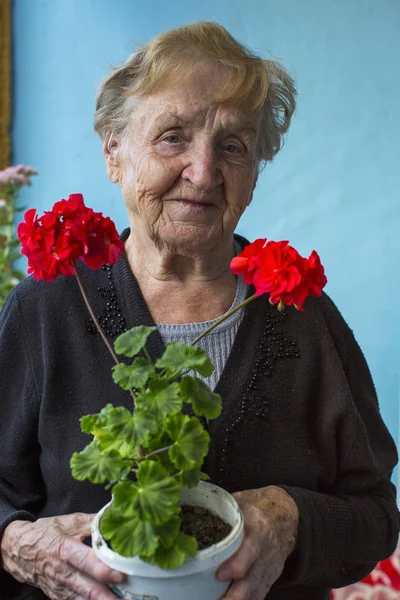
[218,486,299,600]
[106,61,260,259]
[0,513,125,599]
[104,61,260,326]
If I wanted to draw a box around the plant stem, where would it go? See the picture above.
[73,264,139,406]
[141,445,173,460]
[73,264,120,365]
[143,346,152,363]
[191,293,258,346]
[123,444,172,463]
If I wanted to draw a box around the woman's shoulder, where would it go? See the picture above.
[5,272,77,312]
[277,291,365,368]
[305,292,357,343]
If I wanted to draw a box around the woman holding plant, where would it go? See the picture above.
[0,21,398,600]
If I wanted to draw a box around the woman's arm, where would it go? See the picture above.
[0,289,125,599]
[218,294,399,598]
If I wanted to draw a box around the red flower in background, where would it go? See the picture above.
[230,238,327,310]
[331,549,400,599]
[18,194,124,281]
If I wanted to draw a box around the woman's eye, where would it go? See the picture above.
[223,143,241,154]
[162,134,182,144]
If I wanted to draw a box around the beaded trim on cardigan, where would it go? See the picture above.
[217,307,300,485]
[87,264,126,339]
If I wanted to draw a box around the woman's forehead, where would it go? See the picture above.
[131,95,260,136]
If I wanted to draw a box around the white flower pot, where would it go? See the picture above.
[92,481,244,600]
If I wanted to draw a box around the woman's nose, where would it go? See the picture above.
[181,143,223,191]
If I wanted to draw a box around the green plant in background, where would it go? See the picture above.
[0,165,38,307]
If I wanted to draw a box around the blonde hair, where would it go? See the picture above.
[94,21,296,167]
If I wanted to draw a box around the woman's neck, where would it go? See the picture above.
[125,231,238,324]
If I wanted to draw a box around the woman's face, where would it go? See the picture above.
[106,62,260,252]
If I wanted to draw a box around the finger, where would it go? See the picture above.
[59,537,125,585]
[221,561,270,600]
[59,513,97,538]
[45,565,121,600]
[217,534,260,582]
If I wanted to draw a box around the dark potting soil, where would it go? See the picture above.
[180,505,232,549]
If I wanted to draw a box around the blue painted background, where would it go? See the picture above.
[12,1,400,451]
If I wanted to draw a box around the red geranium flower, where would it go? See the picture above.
[18,194,124,281]
[17,208,43,254]
[230,238,327,310]
[52,193,86,219]
[230,238,267,285]
[253,240,303,302]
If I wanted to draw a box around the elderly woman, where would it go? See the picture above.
[0,21,398,600]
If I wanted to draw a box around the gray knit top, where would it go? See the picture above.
[157,274,247,390]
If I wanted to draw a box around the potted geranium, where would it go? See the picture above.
[18,193,327,600]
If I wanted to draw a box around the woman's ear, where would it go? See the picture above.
[103,131,120,183]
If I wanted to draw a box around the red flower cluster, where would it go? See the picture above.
[18,194,124,281]
[230,238,327,310]
[362,552,400,591]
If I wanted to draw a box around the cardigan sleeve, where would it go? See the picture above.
[279,294,399,588]
[0,290,45,582]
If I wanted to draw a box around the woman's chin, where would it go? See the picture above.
[154,223,223,252]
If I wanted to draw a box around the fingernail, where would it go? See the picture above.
[111,570,125,583]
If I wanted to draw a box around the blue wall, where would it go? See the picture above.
[12,0,400,447]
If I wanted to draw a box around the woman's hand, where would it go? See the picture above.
[0,513,126,600]
[217,486,299,600]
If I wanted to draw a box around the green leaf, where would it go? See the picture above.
[178,469,210,488]
[80,403,114,434]
[180,376,222,419]
[112,358,156,391]
[80,405,158,457]
[178,468,202,488]
[101,508,158,557]
[94,427,135,458]
[70,441,126,484]
[155,515,181,549]
[140,380,182,420]
[114,326,157,358]
[155,343,214,377]
[166,414,210,471]
[144,432,176,472]
[113,461,180,524]
[111,481,140,516]
[79,405,134,457]
[107,406,158,447]
[154,532,198,570]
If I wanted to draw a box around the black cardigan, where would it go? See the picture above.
[0,236,398,600]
